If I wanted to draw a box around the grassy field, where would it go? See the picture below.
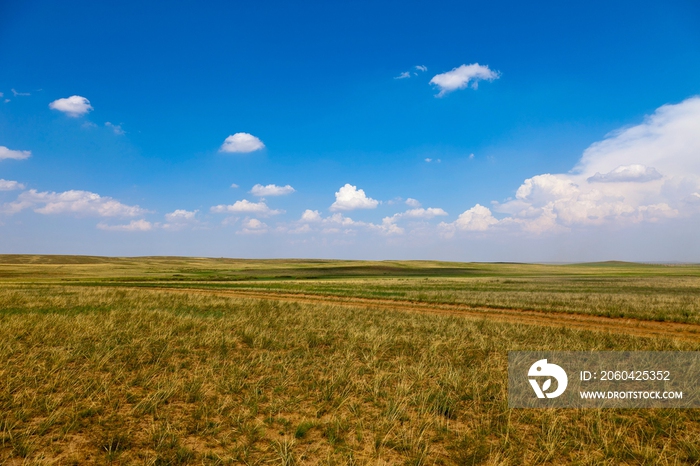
[1,256,700,464]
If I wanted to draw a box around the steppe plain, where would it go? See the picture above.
[1,255,699,464]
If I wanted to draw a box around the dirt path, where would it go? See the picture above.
[146,286,700,342]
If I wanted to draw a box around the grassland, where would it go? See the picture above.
[1,256,700,464]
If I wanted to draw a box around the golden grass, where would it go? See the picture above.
[1,285,699,464]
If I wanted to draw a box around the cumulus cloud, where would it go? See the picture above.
[0,146,31,160]
[210,199,282,216]
[405,198,421,208]
[454,204,498,231]
[97,219,153,231]
[300,209,322,222]
[587,164,662,183]
[430,63,500,97]
[438,204,498,237]
[49,95,93,117]
[250,184,295,196]
[2,189,146,217]
[239,218,268,234]
[0,180,25,191]
[105,122,125,135]
[219,133,265,153]
[394,71,411,80]
[492,96,700,233]
[330,184,379,211]
[415,65,427,72]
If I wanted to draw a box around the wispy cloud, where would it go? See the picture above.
[587,164,662,183]
[220,133,265,153]
[0,146,31,160]
[250,184,295,196]
[11,89,30,97]
[165,209,198,222]
[49,95,93,117]
[395,65,428,79]
[105,122,125,135]
[0,179,25,191]
[97,219,153,231]
[210,199,283,216]
[4,189,147,217]
[430,63,500,97]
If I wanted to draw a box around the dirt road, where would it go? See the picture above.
[150,286,700,342]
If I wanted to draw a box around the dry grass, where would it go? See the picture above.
[1,285,699,464]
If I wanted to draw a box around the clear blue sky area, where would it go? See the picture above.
[1,0,699,261]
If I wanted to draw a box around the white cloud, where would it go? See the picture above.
[395,65,427,80]
[430,63,500,97]
[375,217,404,235]
[405,198,421,208]
[161,209,199,231]
[401,207,448,219]
[454,204,498,231]
[0,146,31,160]
[300,209,322,222]
[11,89,30,97]
[165,209,197,222]
[0,92,3,97]
[324,212,360,226]
[493,96,700,233]
[250,183,295,196]
[330,184,379,211]
[439,204,498,236]
[210,199,282,216]
[379,207,448,236]
[231,183,239,188]
[97,219,153,232]
[49,95,93,117]
[219,133,265,153]
[4,189,146,217]
[288,223,312,234]
[239,217,268,234]
[587,164,662,183]
[105,122,125,135]
[0,179,25,191]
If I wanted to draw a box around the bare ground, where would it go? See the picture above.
[148,286,700,342]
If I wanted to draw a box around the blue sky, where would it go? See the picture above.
[1,0,700,261]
